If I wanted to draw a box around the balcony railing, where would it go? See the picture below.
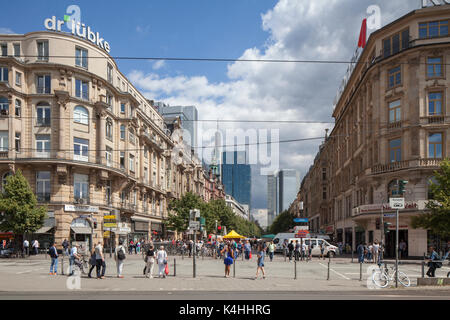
[36,193,51,202]
[371,158,442,175]
[427,116,444,124]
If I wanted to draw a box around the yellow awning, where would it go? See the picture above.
[223,230,246,239]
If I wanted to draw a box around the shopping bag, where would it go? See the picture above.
[165,263,169,276]
[249,252,252,259]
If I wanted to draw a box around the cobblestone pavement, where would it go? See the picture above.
[0,253,449,295]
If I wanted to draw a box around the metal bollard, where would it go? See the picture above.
[359,262,362,281]
[421,261,425,278]
[182,250,184,260]
[174,258,176,277]
[233,258,236,278]
[327,260,330,280]
[294,260,297,280]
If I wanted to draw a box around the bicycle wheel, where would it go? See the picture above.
[372,271,389,288]
[397,271,410,287]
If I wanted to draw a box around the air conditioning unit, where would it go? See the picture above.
[75,198,85,204]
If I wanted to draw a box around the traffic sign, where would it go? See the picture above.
[294,218,308,223]
[189,221,200,230]
[389,198,405,209]
[383,213,396,218]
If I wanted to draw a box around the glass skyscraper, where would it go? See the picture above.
[221,151,251,209]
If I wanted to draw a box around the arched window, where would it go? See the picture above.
[0,97,8,115]
[74,105,88,125]
[427,176,439,200]
[1,171,12,192]
[106,118,113,140]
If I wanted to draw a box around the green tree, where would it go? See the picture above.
[0,170,47,242]
[269,210,295,234]
[165,192,205,232]
[411,158,450,238]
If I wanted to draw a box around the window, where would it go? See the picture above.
[120,103,126,114]
[428,92,443,115]
[36,103,51,126]
[132,190,137,205]
[388,100,401,123]
[74,173,89,201]
[0,67,8,82]
[388,66,401,88]
[129,154,135,172]
[14,132,20,152]
[37,41,49,61]
[73,106,88,125]
[107,63,113,83]
[13,44,20,57]
[1,44,7,56]
[36,75,51,94]
[35,134,50,157]
[388,180,401,197]
[322,168,326,181]
[36,171,51,202]
[0,131,8,151]
[419,20,449,39]
[427,57,443,78]
[120,125,126,140]
[427,176,439,200]
[389,138,401,163]
[106,118,113,140]
[429,133,443,159]
[75,79,89,100]
[129,128,135,144]
[75,47,88,68]
[105,146,112,167]
[105,180,112,205]
[0,97,8,115]
[383,29,409,58]
[15,72,21,86]
[120,152,125,169]
[144,167,148,183]
[106,93,113,110]
[144,146,148,158]
[74,138,89,162]
[322,186,327,200]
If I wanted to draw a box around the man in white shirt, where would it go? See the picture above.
[23,239,29,257]
[32,240,39,255]
[95,242,105,279]
[69,244,81,275]
[372,240,380,264]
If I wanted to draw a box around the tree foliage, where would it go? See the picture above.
[269,210,295,234]
[0,170,47,235]
[165,192,261,238]
[411,158,450,238]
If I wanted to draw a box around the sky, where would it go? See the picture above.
[1,0,423,212]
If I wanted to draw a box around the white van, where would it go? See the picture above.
[273,236,338,257]
[273,233,295,253]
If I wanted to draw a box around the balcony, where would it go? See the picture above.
[427,116,445,124]
[371,158,442,175]
[0,151,8,159]
[36,193,51,202]
[120,201,137,213]
[387,121,402,130]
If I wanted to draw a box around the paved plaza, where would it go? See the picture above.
[0,253,449,299]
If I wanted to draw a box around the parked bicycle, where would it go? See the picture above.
[372,262,411,288]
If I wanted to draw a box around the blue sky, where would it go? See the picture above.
[1,0,277,83]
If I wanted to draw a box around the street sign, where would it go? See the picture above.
[389,198,405,209]
[294,218,308,223]
[189,221,200,230]
[383,213,396,218]
[103,231,110,238]
[295,230,310,238]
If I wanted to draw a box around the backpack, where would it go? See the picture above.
[117,246,126,260]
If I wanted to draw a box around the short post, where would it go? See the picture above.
[174,258,176,277]
[284,250,287,262]
[421,261,425,278]
[327,259,330,280]
[61,255,64,275]
[351,244,354,263]
[294,260,297,280]
[242,250,244,261]
[359,262,362,281]
[182,249,184,260]
[233,258,236,278]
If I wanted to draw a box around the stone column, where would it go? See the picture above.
[98,112,106,165]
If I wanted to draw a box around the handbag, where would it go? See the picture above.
[164,263,169,275]
[249,251,252,259]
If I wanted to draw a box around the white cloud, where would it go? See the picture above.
[136,25,150,34]
[152,60,166,70]
[0,28,16,34]
[128,0,419,209]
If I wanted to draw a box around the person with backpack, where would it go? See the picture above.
[48,242,58,275]
[114,240,126,278]
[426,246,441,278]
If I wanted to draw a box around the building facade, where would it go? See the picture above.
[298,5,450,257]
[0,30,205,249]
[225,194,250,220]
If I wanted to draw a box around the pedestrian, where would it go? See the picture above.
[372,240,380,264]
[399,240,407,259]
[338,242,343,255]
[320,242,325,260]
[62,239,69,256]
[156,245,168,278]
[294,240,300,261]
[288,240,294,262]
[221,242,234,278]
[244,240,251,260]
[308,242,313,261]
[367,243,373,263]
[301,240,307,261]
[87,247,96,278]
[283,240,289,259]
[255,242,266,279]
[69,244,81,276]
[114,240,126,278]
[268,241,275,262]
[426,246,441,278]
[136,241,141,254]
[145,245,156,278]
[23,239,29,257]
[129,240,134,255]
[95,241,105,279]
[32,239,39,255]
[48,242,58,275]
[357,242,365,264]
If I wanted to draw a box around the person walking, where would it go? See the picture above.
[156,245,168,278]
[255,242,266,279]
[301,240,307,261]
[145,245,156,278]
[32,239,39,255]
[48,242,58,275]
[221,242,234,278]
[268,241,275,262]
[23,239,29,257]
[69,244,81,276]
[372,240,380,264]
[294,240,300,261]
[426,246,441,278]
[114,240,126,278]
[95,242,105,279]
[308,242,313,261]
[62,239,69,256]
[244,240,251,260]
[399,240,407,259]
[320,242,326,260]
[367,243,373,263]
[288,240,294,262]
[87,247,96,278]
[357,242,365,264]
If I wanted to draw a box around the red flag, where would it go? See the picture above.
[358,18,367,49]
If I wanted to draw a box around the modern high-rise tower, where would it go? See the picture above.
[221,151,251,210]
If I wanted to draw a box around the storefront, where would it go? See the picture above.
[70,218,93,251]
[34,212,56,249]
[112,222,131,247]
[131,217,149,242]
[151,221,163,239]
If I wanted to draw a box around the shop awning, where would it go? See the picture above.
[71,226,92,234]
[131,216,151,222]
[35,226,54,234]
